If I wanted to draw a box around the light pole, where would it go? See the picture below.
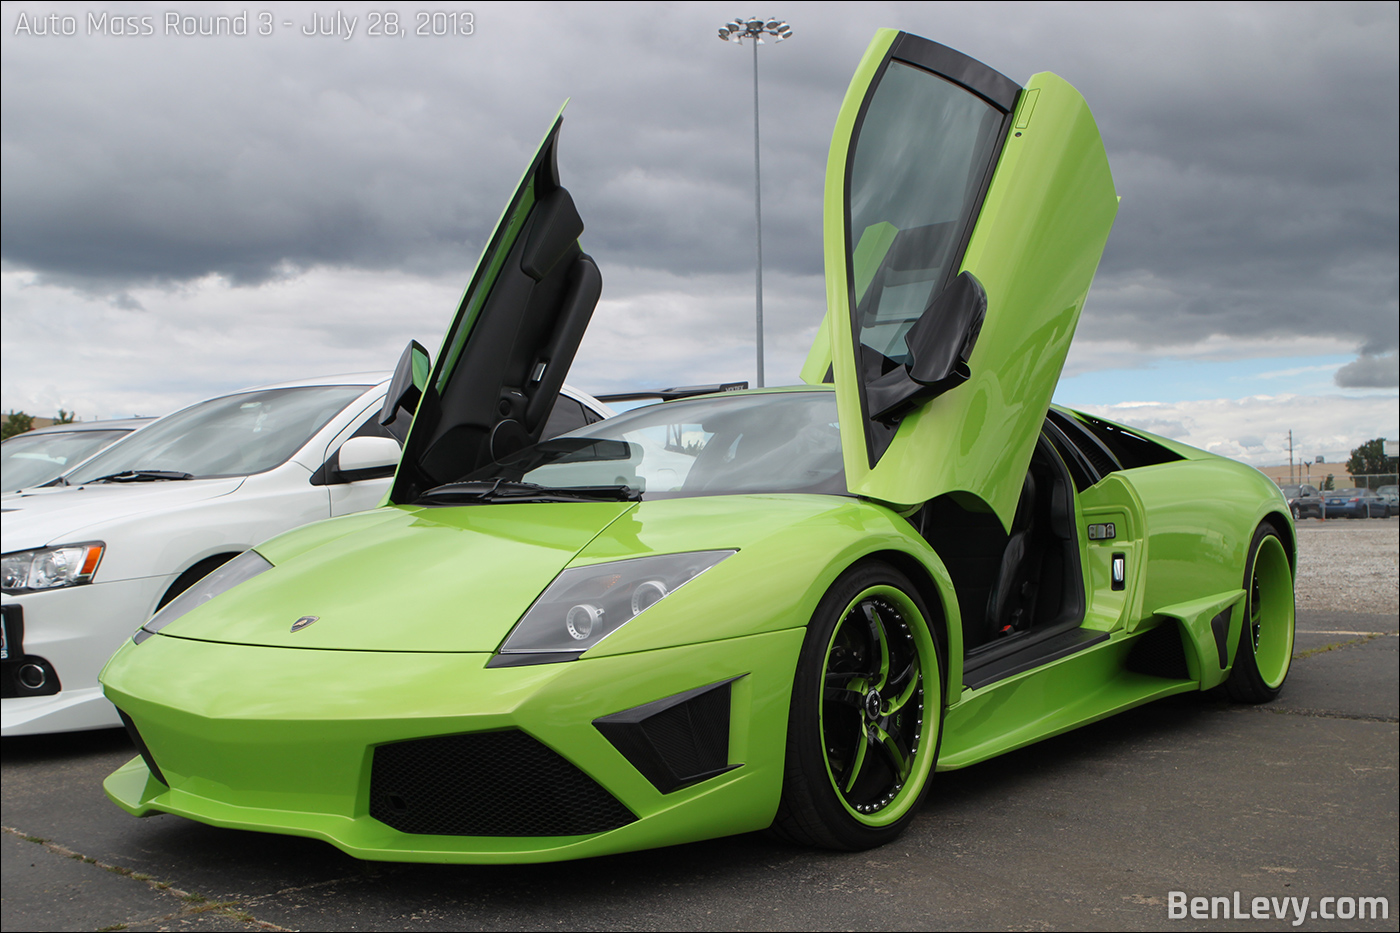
[718,17,791,388]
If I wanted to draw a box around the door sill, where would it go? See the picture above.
[963,627,1109,690]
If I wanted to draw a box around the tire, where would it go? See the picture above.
[1224,525,1295,703]
[1290,504,1300,521]
[771,561,943,850]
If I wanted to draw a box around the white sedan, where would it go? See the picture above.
[1,373,610,735]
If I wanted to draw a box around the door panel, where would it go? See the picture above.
[391,109,602,504]
[826,31,1118,528]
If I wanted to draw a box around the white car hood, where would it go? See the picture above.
[0,478,244,552]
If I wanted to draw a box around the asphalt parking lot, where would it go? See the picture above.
[4,521,1397,932]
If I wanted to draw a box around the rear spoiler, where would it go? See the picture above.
[595,382,749,404]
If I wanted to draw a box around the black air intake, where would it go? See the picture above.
[594,677,741,794]
[1126,620,1191,680]
[369,729,635,836]
[116,709,168,787]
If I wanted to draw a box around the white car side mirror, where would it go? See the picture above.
[337,435,401,474]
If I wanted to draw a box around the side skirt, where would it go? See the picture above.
[937,629,1195,770]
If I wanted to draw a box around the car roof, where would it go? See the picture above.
[14,417,156,436]
[239,372,392,392]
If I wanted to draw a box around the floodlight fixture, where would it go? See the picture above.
[716,17,791,387]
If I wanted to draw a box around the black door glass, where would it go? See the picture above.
[848,61,1002,373]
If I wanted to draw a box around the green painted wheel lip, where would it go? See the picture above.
[818,584,939,827]
[1251,535,1294,689]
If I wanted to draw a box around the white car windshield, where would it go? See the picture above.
[65,386,368,483]
[2,429,132,492]
[460,391,847,499]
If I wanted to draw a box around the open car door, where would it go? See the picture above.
[390,111,601,504]
[818,30,1118,528]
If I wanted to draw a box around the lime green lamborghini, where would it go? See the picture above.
[100,30,1296,863]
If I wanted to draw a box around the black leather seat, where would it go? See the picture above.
[986,470,1039,639]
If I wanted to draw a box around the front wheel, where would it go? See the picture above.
[771,561,943,850]
[1224,525,1295,703]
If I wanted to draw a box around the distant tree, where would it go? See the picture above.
[55,409,77,425]
[1,410,34,441]
[1323,474,1335,490]
[1346,438,1395,488]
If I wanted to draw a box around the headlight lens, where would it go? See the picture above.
[497,550,735,662]
[134,549,273,643]
[1,543,105,594]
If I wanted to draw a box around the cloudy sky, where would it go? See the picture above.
[2,1,1396,467]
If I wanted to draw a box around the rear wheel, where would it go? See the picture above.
[772,561,942,850]
[1224,525,1295,703]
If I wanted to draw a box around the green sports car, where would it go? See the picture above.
[100,30,1296,863]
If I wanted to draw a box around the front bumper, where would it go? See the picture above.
[3,575,169,735]
[102,627,803,863]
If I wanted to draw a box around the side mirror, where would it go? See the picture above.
[337,436,402,475]
[380,340,431,426]
[866,271,988,423]
[905,271,987,388]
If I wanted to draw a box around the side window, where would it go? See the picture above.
[1043,421,1099,493]
[1045,409,1120,483]
[542,397,588,439]
[1072,413,1183,469]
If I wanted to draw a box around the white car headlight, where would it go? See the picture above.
[1,543,105,594]
[493,550,735,666]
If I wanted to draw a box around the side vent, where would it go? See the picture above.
[1210,607,1232,669]
[116,709,169,787]
[594,677,742,794]
[1126,621,1190,680]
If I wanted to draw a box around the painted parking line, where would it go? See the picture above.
[1296,630,1399,636]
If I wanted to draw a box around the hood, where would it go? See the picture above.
[0,479,245,552]
[154,501,638,653]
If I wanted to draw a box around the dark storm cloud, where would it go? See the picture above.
[2,1,1396,367]
[1335,352,1400,387]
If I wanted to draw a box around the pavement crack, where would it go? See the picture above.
[240,867,403,905]
[1242,707,1400,723]
[1,825,296,931]
[1291,631,1390,661]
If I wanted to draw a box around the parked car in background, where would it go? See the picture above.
[1279,484,1323,520]
[2,418,154,494]
[1,374,610,736]
[1377,485,1399,513]
[1321,488,1388,519]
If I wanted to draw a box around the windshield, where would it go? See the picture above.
[454,391,846,500]
[2,429,131,492]
[65,386,368,483]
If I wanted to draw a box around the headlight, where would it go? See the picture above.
[1,543,105,594]
[134,549,273,644]
[494,550,735,665]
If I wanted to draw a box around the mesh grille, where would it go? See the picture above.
[369,730,635,837]
[1127,621,1190,680]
